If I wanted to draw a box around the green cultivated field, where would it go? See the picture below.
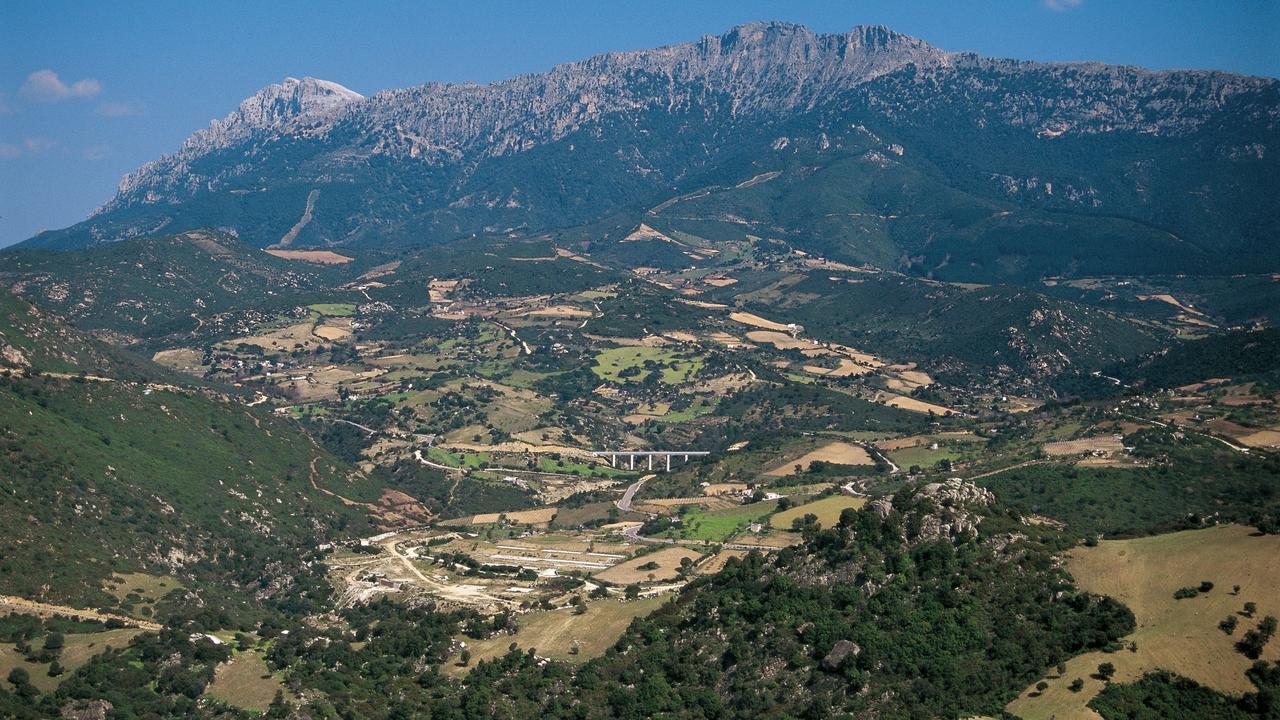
[678,501,780,542]
[308,302,357,316]
[592,346,705,384]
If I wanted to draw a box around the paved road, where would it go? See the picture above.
[333,418,377,434]
[616,473,655,512]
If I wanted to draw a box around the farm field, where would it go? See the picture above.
[264,248,353,264]
[770,495,867,529]
[676,501,780,542]
[308,302,356,316]
[1043,435,1125,456]
[1007,524,1280,720]
[882,394,954,416]
[765,441,873,476]
[887,444,965,470]
[454,595,669,670]
[595,547,704,584]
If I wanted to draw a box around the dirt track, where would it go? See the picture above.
[0,594,162,631]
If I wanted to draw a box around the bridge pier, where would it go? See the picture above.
[590,450,710,473]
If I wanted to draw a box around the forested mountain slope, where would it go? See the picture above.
[0,292,372,614]
[21,23,1278,283]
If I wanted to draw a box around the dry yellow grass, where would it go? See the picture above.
[1007,525,1280,720]
[595,547,704,584]
[151,348,204,373]
[765,441,873,476]
[623,223,680,244]
[520,305,594,318]
[878,436,923,451]
[745,330,810,350]
[312,323,352,341]
[702,483,748,496]
[231,321,325,352]
[1238,428,1280,449]
[471,507,558,525]
[678,299,729,310]
[730,311,793,332]
[0,628,140,693]
[770,495,867,529]
[802,358,873,378]
[455,595,668,670]
[205,650,283,712]
[730,530,802,549]
[883,394,954,416]
[697,549,747,575]
[264,249,353,264]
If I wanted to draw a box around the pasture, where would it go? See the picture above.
[0,628,140,694]
[770,495,867,529]
[765,441,873,476]
[1007,525,1280,720]
[594,547,704,584]
[591,346,704,384]
[454,595,668,669]
[205,649,283,712]
[308,302,356,316]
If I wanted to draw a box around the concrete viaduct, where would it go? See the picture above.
[591,450,709,472]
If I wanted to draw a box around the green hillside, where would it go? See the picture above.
[0,230,360,348]
[0,292,372,615]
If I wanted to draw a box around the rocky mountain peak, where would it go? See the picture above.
[180,76,363,153]
[58,21,1274,254]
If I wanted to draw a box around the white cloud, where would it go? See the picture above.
[95,100,143,117]
[1043,0,1084,10]
[23,137,57,153]
[0,137,57,159]
[20,69,102,102]
[83,144,111,161]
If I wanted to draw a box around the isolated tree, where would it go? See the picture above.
[1096,662,1116,681]
[459,649,471,666]
[43,631,64,652]
[1244,602,1258,617]
[1069,678,1085,692]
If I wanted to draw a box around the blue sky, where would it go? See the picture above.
[1,0,1277,247]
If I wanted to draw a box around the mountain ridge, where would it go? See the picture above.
[19,21,1278,283]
